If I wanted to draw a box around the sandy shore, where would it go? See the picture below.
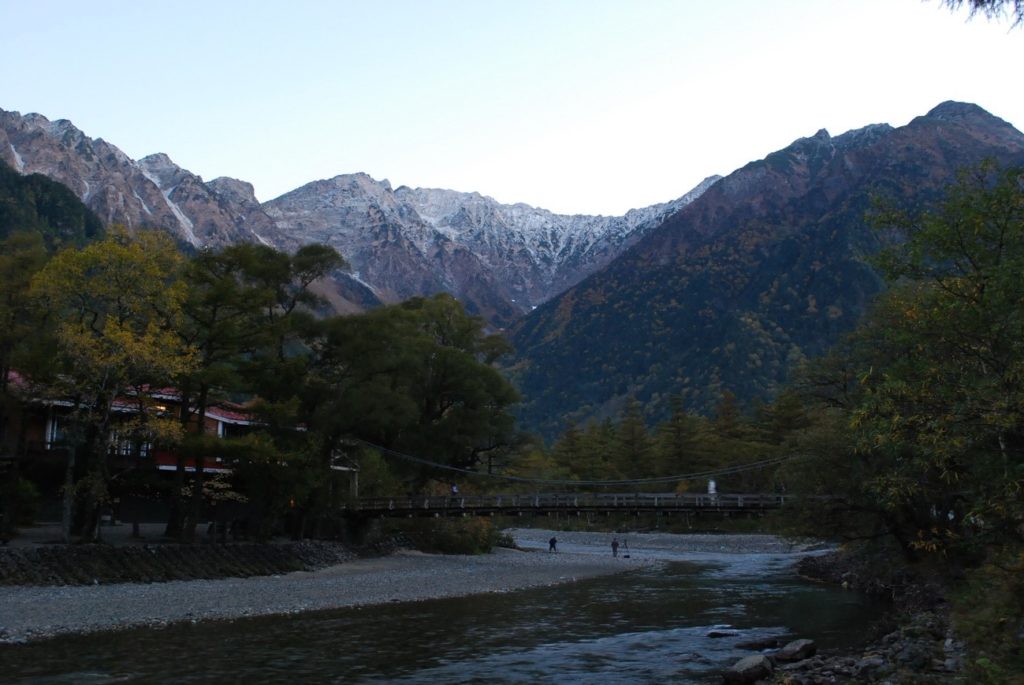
[0,529,812,645]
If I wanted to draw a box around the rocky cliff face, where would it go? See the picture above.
[265,173,718,325]
[0,107,715,326]
[0,109,279,248]
[396,177,720,308]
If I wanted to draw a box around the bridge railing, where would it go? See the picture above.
[347,492,787,514]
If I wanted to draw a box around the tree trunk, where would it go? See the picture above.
[130,440,143,539]
[182,384,211,543]
[81,403,115,543]
[60,445,76,544]
[166,385,196,541]
[185,455,205,543]
[164,453,186,540]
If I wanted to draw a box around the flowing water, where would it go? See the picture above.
[0,532,884,684]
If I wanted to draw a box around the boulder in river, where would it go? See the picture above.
[774,638,817,662]
[722,654,773,684]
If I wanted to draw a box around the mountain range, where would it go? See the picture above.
[507,102,1024,437]
[0,108,716,327]
[3,101,1023,438]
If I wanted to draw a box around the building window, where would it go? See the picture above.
[110,430,151,458]
[45,413,67,449]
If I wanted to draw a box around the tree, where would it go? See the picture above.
[941,0,1024,25]
[0,160,103,250]
[611,399,655,483]
[578,419,621,483]
[162,243,344,541]
[31,228,196,541]
[0,232,50,540]
[550,422,586,481]
[653,396,715,491]
[383,294,520,478]
[792,164,1024,560]
[0,232,49,403]
[301,294,520,496]
[866,164,1024,554]
[505,448,573,491]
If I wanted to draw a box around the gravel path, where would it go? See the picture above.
[0,529,811,645]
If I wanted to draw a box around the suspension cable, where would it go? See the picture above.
[349,438,802,487]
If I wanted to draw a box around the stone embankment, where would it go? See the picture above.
[0,540,366,586]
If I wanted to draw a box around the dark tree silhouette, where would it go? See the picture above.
[942,0,1024,25]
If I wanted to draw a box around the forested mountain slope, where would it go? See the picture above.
[0,159,103,249]
[508,102,1024,439]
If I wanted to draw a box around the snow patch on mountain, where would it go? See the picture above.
[266,171,721,322]
[8,143,24,171]
[138,159,199,246]
[1,104,721,324]
[132,189,153,215]
[395,174,721,295]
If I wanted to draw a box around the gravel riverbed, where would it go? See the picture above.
[0,530,810,645]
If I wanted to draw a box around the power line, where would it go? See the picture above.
[349,438,800,487]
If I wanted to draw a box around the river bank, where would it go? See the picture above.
[0,541,647,644]
[0,525,980,682]
[0,527,815,646]
[761,549,968,684]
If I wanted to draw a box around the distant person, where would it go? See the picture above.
[450,483,459,495]
[549,537,557,552]
[611,538,619,557]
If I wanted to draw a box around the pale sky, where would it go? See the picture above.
[1,0,1021,216]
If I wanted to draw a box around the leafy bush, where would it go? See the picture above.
[388,517,501,554]
[493,529,516,549]
[1,477,41,530]
[953,559,1024,684]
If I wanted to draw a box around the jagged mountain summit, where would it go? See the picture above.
[0,110,280,248]
[265,173,719,325]
[398,178,720,308]
[508,101,1024,439]
[0,106,717,326]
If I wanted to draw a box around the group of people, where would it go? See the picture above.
[545,536,629,558]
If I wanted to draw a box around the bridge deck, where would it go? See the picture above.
[347,492,786,517]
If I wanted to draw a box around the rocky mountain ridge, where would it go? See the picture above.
[0,107,717,325]
[508,101,1024,437]
[265,173,719,325]
[0,111,280,249]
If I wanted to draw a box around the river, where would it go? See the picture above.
[0,529,884,683]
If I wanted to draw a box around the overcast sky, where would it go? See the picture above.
[1,0,1021,215]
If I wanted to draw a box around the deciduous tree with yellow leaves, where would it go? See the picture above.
[31,228,197,541]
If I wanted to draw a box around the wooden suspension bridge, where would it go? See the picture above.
[345,492,787,518]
